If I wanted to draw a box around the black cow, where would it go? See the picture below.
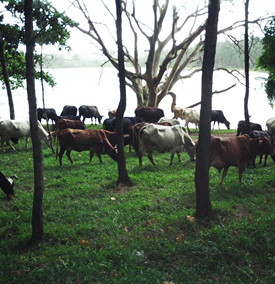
[249,130,275,167]
[0,171,17,199]
[79,105,103,125]
[103,117,143,134]
[135,106,164,123]
[60,105,77,116]
[37,108,57,127]
[211,110,230,130]
[237,120,262,136]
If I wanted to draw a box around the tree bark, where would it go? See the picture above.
[115,0,132,186]
[195,0,220,219]
[244,0,250,133]
[0,31,15,119]
[25,0,44,243]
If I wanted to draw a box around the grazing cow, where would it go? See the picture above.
[0,171,17,199]
[128,121,172,154]
[138,124,196,166]
[211,110,230,130]
[56,119,86,131]
[108,109,117,118]
[158,117,180,126]
[172,106,184,120]
[89,130,130,161]
[103,117,143,134]
[135,106,165,123]
[209,134,275,184]
[182,108,200,131]
[60,105,77,116]
[79,105,103,125]
[236,120,262,136]
[37,108,57,126]
[56,128,117,165]
[249,130,275,167]
[0,120,51,151]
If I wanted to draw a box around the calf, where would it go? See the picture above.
[172,106,184,120]
[0,171,17,199]
[211,110,230,129]
[37,108,57,127]
[236,120,262,136]
[138,124,195,166]
[249,130,275,167]
[79,105,103,125]
[56,128,117,165]
[209,134,275,184]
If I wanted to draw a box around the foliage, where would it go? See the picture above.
[0,0,78,89]
[257,16,275,106]
[0,125,275,282]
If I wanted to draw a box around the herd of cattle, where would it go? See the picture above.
[1,104,275,199]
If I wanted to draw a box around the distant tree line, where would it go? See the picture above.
[44,39,262,70]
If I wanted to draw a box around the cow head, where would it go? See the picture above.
[0,172,17,199]
[97,115,104,124]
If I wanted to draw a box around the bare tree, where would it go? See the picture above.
[71,0,263,110]
[244,0,250,133]
[195,0,220,219]
[25,0,44,243]
[115,0,132,186]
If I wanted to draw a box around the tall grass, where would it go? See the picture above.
[1,128,275,283]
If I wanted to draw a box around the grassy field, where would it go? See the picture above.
[1,127,275,283]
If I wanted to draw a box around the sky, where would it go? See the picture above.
[42,0,273,55]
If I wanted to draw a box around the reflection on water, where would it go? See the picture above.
[0,68,273,130]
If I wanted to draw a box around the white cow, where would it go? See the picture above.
[158,117,180,126]
[266,117,275,141]
[0,120,51,151]
[182,108,200,131]
[138,124,195,166]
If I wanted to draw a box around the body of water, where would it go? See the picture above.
[0,67,274,130]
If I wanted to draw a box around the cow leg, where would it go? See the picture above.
[90,151,94,162]
[219,167,229,184]
[147,151,156,166]
[66,150,74,164]
[238,167,245,184]
[138,151,143,167]
[263,154,268,167]
[96,153,103,163]
[176,152,182,163]
[25,137,29,149]
[58,149,65,165]
[7,139,15,151]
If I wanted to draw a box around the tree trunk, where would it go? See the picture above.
[195,0,220,219]
[25,0,44,243]
[115,0,132,187]
[0,31,15,119]
[244,0,250,132]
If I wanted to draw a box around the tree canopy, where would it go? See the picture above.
[257,16,275,106]
[0,0,77,90]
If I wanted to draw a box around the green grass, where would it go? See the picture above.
[1,127,275,283]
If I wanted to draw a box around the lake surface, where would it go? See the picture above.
[0,67,274,130]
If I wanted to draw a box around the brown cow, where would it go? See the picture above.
[89,130,130,161]
[56,119,86,131]
[56,129,117,165]
[209,134,275,184]
[135,106,164,123]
